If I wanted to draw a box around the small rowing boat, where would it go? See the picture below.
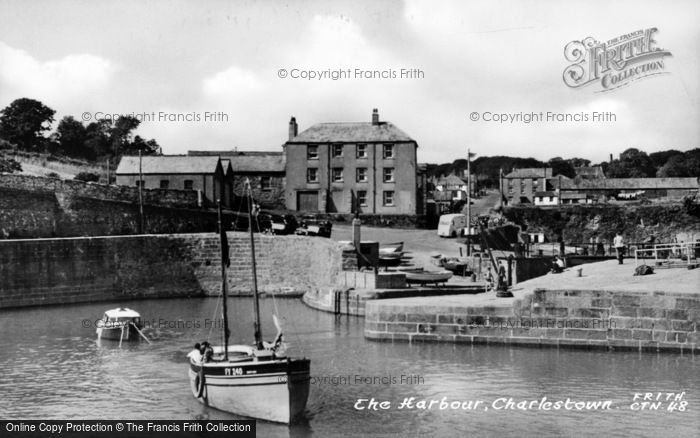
[379,242,403,255]
[400,268,453,285]
[96,308,148,342]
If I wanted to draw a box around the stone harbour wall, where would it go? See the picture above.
[365,289,700,353]
[0,233,342,309]
[0,174,226,238]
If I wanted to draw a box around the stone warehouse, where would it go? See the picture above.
[189,150,286,209]
[115,155,233,207]
[283,109,420,214]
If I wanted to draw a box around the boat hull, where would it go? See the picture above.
[402,269,453,284]
[189,357,310,424]
[96,325,140,341]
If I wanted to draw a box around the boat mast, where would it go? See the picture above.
[245,179,264,349]
[217,201,230,361]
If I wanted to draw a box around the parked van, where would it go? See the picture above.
[437,213,469,237]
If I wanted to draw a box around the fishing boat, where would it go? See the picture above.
[188,180,311,424]
[95,308,147,342]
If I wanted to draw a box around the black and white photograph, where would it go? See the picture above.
[0,1,698,437]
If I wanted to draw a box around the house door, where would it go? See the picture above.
[297,191,319,211]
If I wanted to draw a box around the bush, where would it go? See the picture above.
[0,156,22,173]
[74,171,100,182]
[46,172,61,179]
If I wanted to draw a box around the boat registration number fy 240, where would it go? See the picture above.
[224,367,244,376]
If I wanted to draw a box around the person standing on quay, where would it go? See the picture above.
[614,232,625,264]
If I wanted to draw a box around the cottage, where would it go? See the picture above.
[502,168,552,204]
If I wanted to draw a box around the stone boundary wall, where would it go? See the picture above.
[365,289,700,353]
[0,233,342,309]
[0,174,199,208]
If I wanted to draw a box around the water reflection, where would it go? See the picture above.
[0,297,698,437]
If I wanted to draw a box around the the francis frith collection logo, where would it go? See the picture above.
[563,28,672,92]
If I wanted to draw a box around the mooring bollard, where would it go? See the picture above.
[576,268,583,277]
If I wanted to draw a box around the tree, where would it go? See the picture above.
[54,116,89,158]
[109,116,141,156]
[657,154,700,177]
[547,157,575,178]
[0,98,56,151]
[606,148,656,178]
[84,120,112,158]
[126,135,161,156]
[649,149,683,169]
[566,157,591,168]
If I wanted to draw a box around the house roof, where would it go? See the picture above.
[504,168,552,178]
[575,166,605,179]
[288,122,414,143]
[220,159,234,175]
[534,191,556,197]
[229,154,285,172]
[188,150,285,172]
[437,174,466,186]
[553,177,700,191]
[116,156,221,175]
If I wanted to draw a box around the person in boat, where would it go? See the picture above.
[200,341,214,362]
[263,332,284,353]
[187,343,202,363]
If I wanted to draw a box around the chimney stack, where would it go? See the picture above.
[371,108,379,125]
[288,117,298,141]
[609,153,613,163]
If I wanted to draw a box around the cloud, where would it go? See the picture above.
[202,65,264,97]
[0,41,116,107]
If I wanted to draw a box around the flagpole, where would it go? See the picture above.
[467,148,471,256]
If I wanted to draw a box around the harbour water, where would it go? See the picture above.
[0,297,698,437]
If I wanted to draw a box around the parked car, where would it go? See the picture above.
[258,212,298,235]
[295,214,332,238]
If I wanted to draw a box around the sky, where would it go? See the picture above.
[0,0,698,164]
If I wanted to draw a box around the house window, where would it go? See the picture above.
[332,168,344,182]
[307,145,319,160]
[383,191,395,206]
[135,180,144,188]
[383,144,394,159]
[159,180,169,189]
[521,180,526,191]
[383,167,395,183]
[332,144,343,158]
[307,168,319,183]
[183,180,194,190]
[260,176,272,191]
[357,190,368,207]
[356,167,368,182]
[356,144,367,159]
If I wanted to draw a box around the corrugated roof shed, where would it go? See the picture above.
[116,156,221,174]
[288,122,414,143]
